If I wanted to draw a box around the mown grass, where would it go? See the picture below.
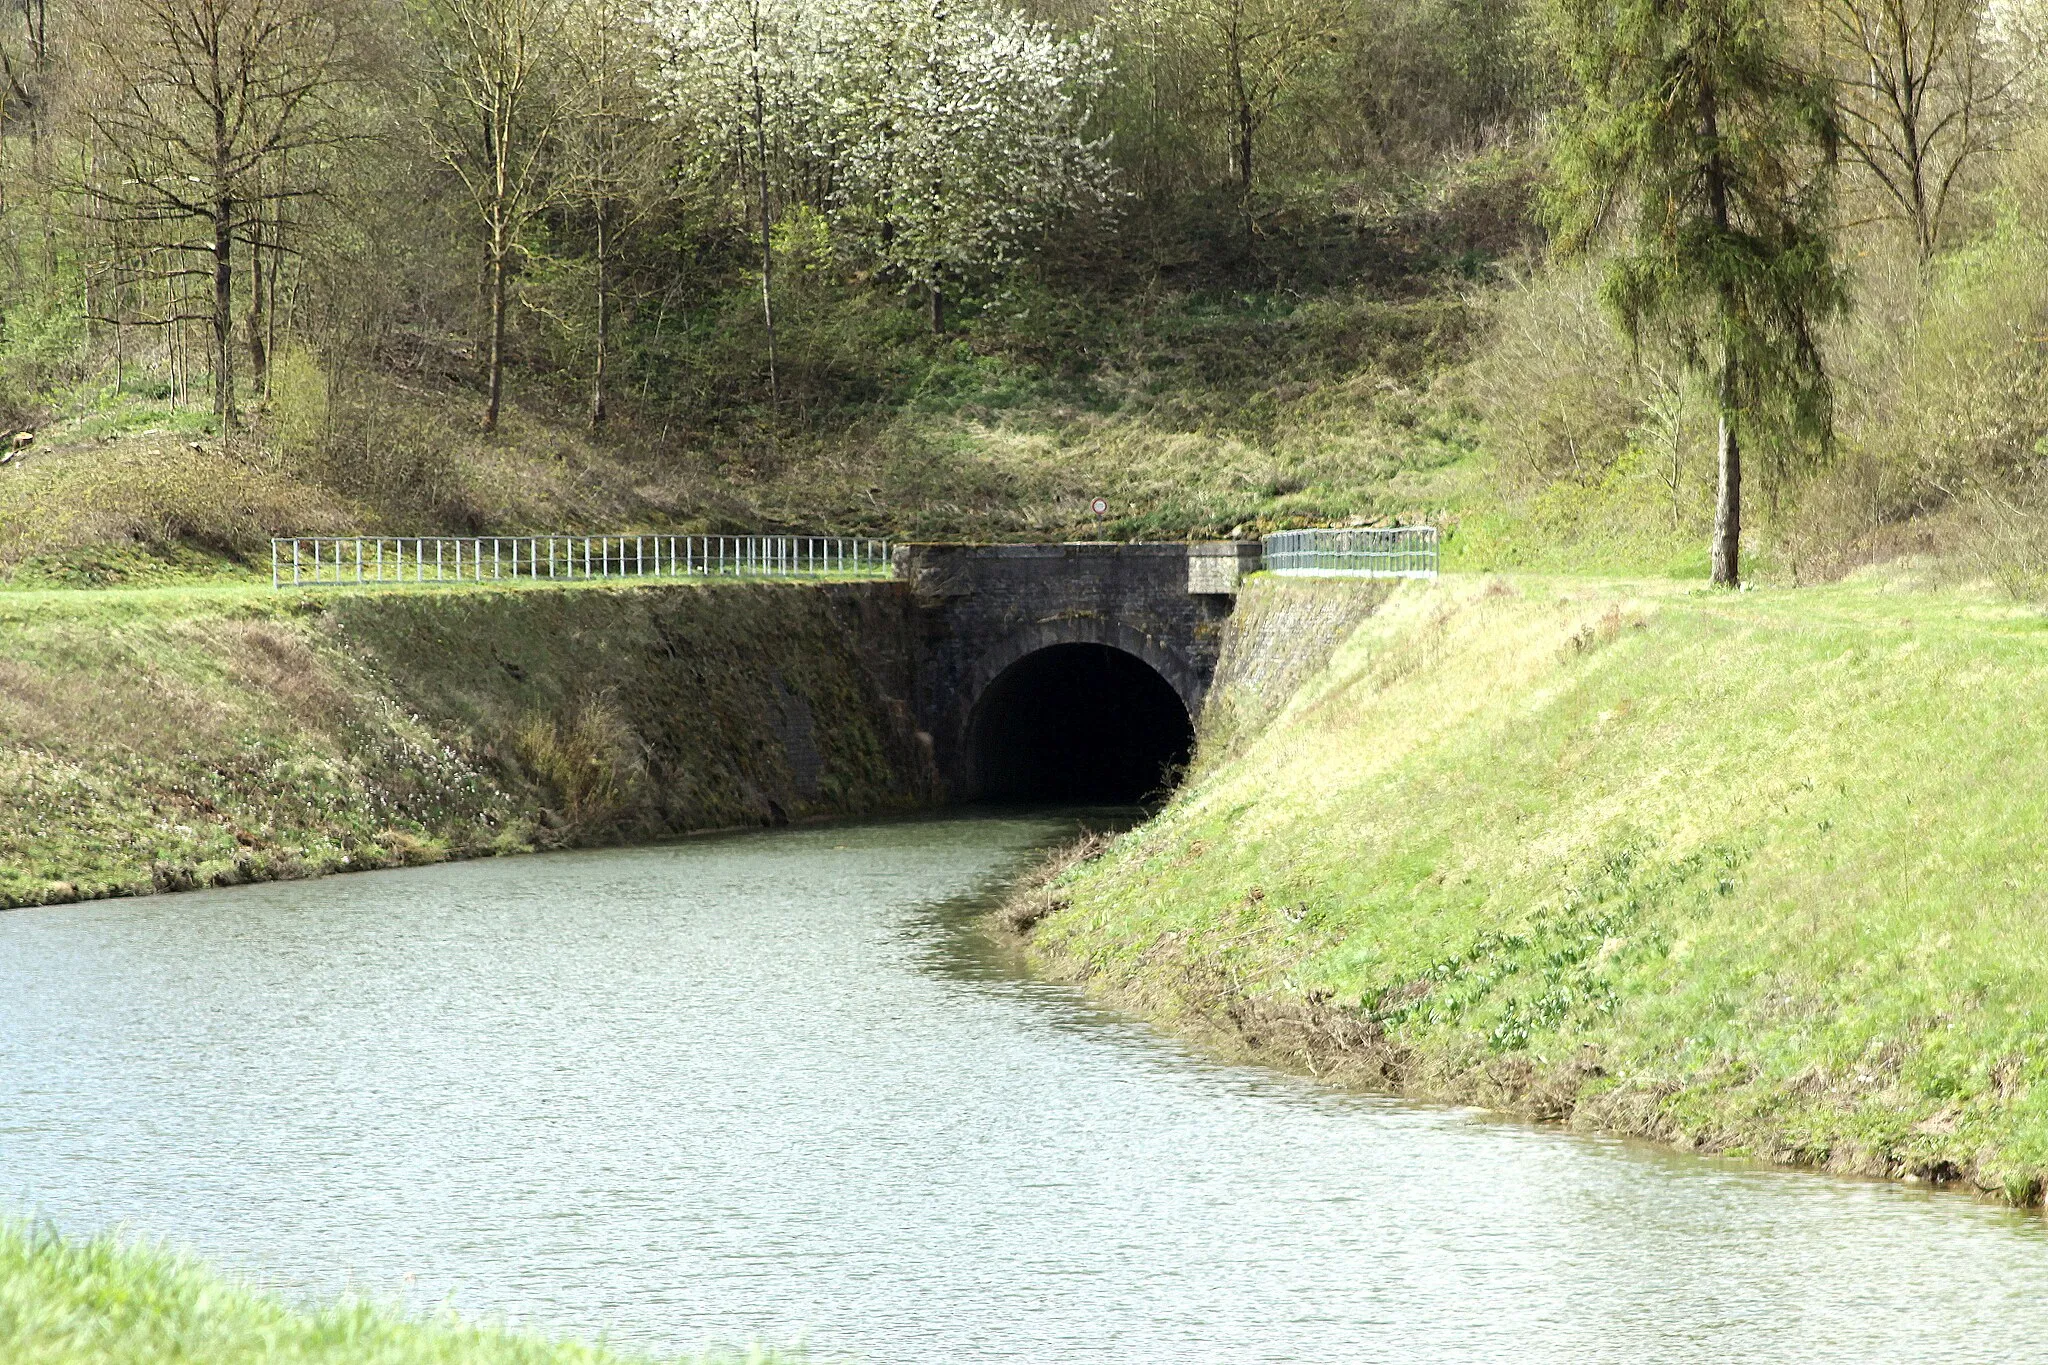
[0,1221,789,1365]
[1031,569,2048,1200]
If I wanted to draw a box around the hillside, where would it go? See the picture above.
[0,270,1500,587]
[1021,569,2048,1202]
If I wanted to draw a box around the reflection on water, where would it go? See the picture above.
[2,814,2045,1363]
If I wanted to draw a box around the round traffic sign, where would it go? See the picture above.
[1090,498,1108,516]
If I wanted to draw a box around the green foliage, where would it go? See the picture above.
[0,293,88,424]
[1547,0,1846,471]
[1470,118,2048,587]
[512,694,642,835]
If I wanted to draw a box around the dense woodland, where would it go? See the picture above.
[0,0,2046,585]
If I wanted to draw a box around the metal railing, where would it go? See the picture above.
[1262,526,1438,579]
[270,535,893,589]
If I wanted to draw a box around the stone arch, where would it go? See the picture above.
[962,618,1199,802]
[963,617,1204,718]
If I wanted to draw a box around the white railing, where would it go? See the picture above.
[270,535,893,589]
[1262,526,1438,579]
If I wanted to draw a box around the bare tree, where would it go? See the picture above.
[1,0,54,159]
[1178,0,1340,247]
[77,0,353,425]
[561,0,658,429]
[652,0,828,406]
[1807,0,2018,259]
[420,0,567,432]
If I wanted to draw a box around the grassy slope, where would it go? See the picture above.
[0,579,927,909]
[0,1222,788,1365]
[0,284,1490,585]
[1032,570,2048,1201]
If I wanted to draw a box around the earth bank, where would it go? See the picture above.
[0,579,931,909]
[1012,571,2048,1205]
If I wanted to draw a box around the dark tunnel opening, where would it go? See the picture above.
[970,643,1196,804]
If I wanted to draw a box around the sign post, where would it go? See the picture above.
[1090,497,1108,537]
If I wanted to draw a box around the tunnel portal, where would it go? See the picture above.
[969,643,1195,803]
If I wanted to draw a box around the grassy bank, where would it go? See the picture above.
[0,578,929,909]
[0,283,1494,587]
[1022,570,2048,1202]
[0,1221,787,1364]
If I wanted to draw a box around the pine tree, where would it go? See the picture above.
[1548,0,1848,585]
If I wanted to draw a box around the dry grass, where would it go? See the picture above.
[512,694,644,838]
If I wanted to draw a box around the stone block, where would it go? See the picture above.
[1187,542,1264,595]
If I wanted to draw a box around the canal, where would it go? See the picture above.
[4,814,2046,1361]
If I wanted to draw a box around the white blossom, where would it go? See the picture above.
[1986,0,2048,95]
[646,0,1116,295]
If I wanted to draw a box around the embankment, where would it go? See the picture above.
[1020,571,2048,1201]
[0,580,931,909]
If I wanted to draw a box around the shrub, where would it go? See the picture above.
[513,694,644,838]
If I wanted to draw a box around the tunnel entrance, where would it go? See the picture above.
[970,643,1195,803]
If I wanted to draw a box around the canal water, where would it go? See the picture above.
[4,814,2047,1363]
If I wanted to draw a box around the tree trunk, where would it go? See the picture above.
[747,2,779,409]
[1701,75,1739,586]
[212,195,236,427]
[756,165,777,406]
[246,201,268,399]
[590,203,609,430]
[270,149,286,374]
[1711,356,1741,587]
[1229,24,1253,259]
[928,281,944,334]
[484,217,507,433]
[753,112,778,406]
[1234,85,1253,203]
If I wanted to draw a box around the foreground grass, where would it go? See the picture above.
[1031,570,2048,1201]
[0,1222,787,1364]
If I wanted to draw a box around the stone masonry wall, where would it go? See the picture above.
[895,543,1257,798]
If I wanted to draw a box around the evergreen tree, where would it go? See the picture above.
[1548,0,1848,585]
